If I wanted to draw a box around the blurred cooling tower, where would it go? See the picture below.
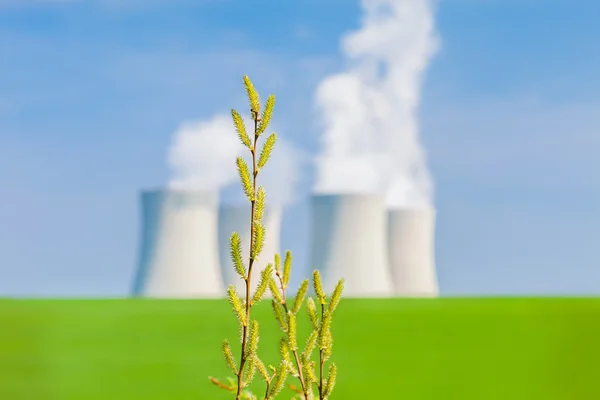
[218,205,282,294]
[310,194,394,297]
[132,189,224,298]
[388,208,438,297]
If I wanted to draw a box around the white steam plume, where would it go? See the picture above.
[168,113,303,206]
[313,0,440,209]
[168,114,242,191]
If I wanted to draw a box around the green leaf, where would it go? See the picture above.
[226,376,237,388]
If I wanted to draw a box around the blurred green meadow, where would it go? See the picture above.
[1,298,599,399]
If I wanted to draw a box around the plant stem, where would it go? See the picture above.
[318,304,325,400]
[277,275,310,400]
[236,115,260,400]
[263,380,271,400]
[209,376,234,391]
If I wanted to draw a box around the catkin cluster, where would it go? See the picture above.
[209,76,344,400]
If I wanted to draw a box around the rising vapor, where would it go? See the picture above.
[313,0,440,209]
[167,114,243,191]
[168,113,303,206]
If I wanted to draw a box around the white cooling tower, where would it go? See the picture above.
[388,208,438,297]
[218,205,282,295]
[132,189,224,298]
[310,194,394,297]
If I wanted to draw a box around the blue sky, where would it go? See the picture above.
[0,0,599,296]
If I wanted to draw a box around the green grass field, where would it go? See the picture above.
[1,298,599,399]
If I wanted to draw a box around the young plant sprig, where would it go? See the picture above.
[275,268,344,400]
[268,252,311,399]
[208,75,280,400]
[209,75,344,400]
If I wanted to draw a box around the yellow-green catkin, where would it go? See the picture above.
[254,187,266,222]
[231,109,251,149]
[222,339,237,374]
[244,354,257,386]
[283,250,292,287]
[271,300,287,332]
[279,338,292,365]
[236,156,253,201]
[303,360,317,384]
[274,253,281,273]
[292,279,309,314]
[251,264,272,304]
[307,297,319,329]
[301,330,318,362]
[257,94,275,135]
[246,319,260,358]
[255,357,269,382]
[269,278,284,304]
[258,133,277,169]
[287,311,297,350]
[312,270,326,304]
[323,363,337,397]
[319,312,332,350]
[243,75,260,116]
[329,279,344,313]
[229,232,246,279]
[227,285,246,327]
[251,222,265,261]
[268,362,289,398]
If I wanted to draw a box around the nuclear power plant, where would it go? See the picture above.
[132,189,439,299]
[309,194,395,297]
[132,189,224,298]
[388,208,438,297]
[218,205,282,295]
